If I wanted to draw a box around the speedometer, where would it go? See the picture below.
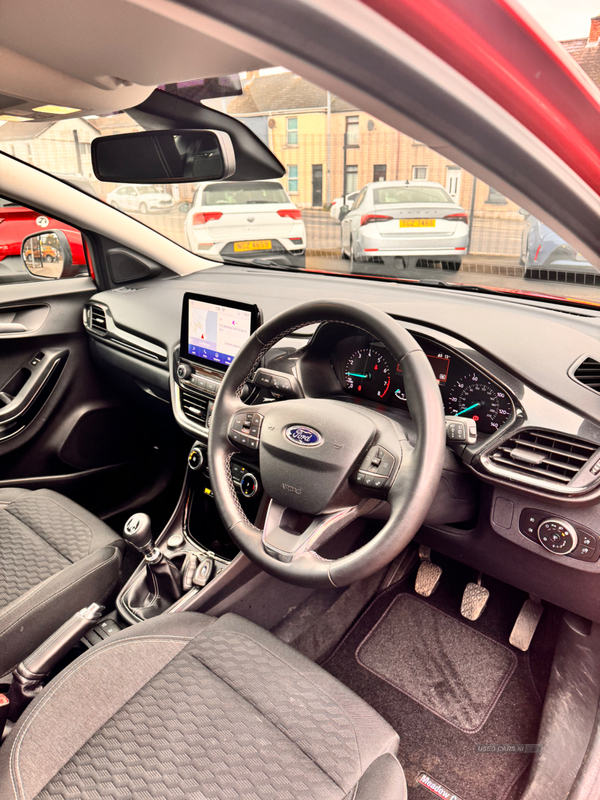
[446,372,512,433]
[344,348,391,400]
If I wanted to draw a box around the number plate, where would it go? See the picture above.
[399,219,435,227]
[233,240,272,252]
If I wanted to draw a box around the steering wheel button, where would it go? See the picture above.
[252,413,263,427]
[371,456,382,467]
[372,477,386,489]
[364,475,374,487]
[355,473,365,484]
[250,425,259,436]
[247,438,259,450]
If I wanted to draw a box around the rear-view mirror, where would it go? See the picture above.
[92,129,236,184]
[21,230,82,279]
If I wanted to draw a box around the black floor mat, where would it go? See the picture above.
[357,594,517,733]
[323,566,547,800]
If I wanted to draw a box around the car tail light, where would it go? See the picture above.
[290,238,303,245]
[360,214,393,226]
[192,212,222,225]
[534,245,542,262]
[277,209,302,219]
[443,213,469,225]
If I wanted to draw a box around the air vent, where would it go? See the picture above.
[89,305,107,334]
[573,357,600,392]
[488,429,598,486]
[180,387,208,426]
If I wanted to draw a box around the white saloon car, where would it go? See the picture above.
[329,191,359,220]
[184,180,305,259]
[340,180,469,267]
[106,184,175,213]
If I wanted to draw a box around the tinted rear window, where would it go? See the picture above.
[202,182,289,205]
[373,186,452,204]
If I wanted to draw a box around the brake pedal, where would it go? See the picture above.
[509,596,543,651]
[415,546,442,597]
[460,573,489,621]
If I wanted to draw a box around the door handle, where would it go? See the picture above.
[0,323,27,334]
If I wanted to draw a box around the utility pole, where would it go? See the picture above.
[326,91,331,206]
[467,176,477,254]
[73,129,83,175]
[342,129,348,205]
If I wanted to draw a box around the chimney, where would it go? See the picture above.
[587,15,600,46]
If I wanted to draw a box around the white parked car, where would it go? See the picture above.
[106,184,175,214]
[340,180,469,268]
[184,180,305,259]
[330,191,359,220]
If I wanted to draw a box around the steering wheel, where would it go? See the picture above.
[208,300,446,588]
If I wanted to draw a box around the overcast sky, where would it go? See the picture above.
[517,0,600,40]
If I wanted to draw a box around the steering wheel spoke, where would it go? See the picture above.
[262,498,379,563]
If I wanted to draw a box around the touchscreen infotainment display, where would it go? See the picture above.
[181,293,260,370]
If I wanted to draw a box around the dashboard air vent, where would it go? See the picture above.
[89,305,107,334]
[488,429,598,486]
[180,387,208,426]
[573,357,600,393]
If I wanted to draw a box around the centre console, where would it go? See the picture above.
[119,293,265,623]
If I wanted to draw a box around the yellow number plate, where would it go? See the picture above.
[399,219,435,228]
[233,240,272,252]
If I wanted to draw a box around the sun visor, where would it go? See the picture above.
[128,89,284,181]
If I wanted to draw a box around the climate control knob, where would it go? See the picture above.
[240,473,259,498]
[177,362,193,380]
[537,518,578,555]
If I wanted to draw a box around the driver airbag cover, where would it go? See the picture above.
[259,399,376,514]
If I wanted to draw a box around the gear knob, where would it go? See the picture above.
[123,513,154,555]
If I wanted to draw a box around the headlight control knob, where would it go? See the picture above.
[537,518,578,555]
[188,445,204,471]
[177,362,193,380]
[240,473,259,498]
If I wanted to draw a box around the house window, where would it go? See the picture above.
[345,116,359,147]
[373,164,387,182]
[286,117,298,146]
[288,165,298,193]
[486,186,507,205]
[412,166,428,180]
[345,165,358,193]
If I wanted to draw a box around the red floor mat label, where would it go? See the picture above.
[417,772,464,800]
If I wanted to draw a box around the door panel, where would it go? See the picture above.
[0,277,180,520]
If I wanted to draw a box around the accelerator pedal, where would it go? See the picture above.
[460,573,489,621]
[509,596,544,651]
[415,546,442,597]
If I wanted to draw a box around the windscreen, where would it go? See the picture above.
[373,186,452,205]
[201,182,289,205]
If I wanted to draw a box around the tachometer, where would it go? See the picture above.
[344,348,391,400]
[446,372,512,433]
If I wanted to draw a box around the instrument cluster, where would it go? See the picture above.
[335,334,514,435]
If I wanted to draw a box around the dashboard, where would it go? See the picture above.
[331,333,514,435]
[83,263,600,624]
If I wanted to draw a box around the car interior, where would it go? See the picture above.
[1,1,600,799]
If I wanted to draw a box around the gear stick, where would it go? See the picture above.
[123,513,183,619]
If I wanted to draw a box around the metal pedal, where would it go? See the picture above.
[460,573,489,621]
[415,546,442,597]
[509,596,543,651]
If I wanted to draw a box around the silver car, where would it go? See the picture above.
[340,180,469,267]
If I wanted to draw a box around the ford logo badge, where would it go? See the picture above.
[285,425,323,447]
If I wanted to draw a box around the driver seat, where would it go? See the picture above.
[0,612,406,800]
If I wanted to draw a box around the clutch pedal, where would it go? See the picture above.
[509,596,544,651]
[415,546,442,597]
[460,573,489,621]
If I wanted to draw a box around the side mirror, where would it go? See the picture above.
[339,205,349,221]
[518,208,529,217]
[21,230,83,279]
[179,202,191,213]
[92,129,236,184]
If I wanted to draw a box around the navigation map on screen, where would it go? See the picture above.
[187,298,252,366]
